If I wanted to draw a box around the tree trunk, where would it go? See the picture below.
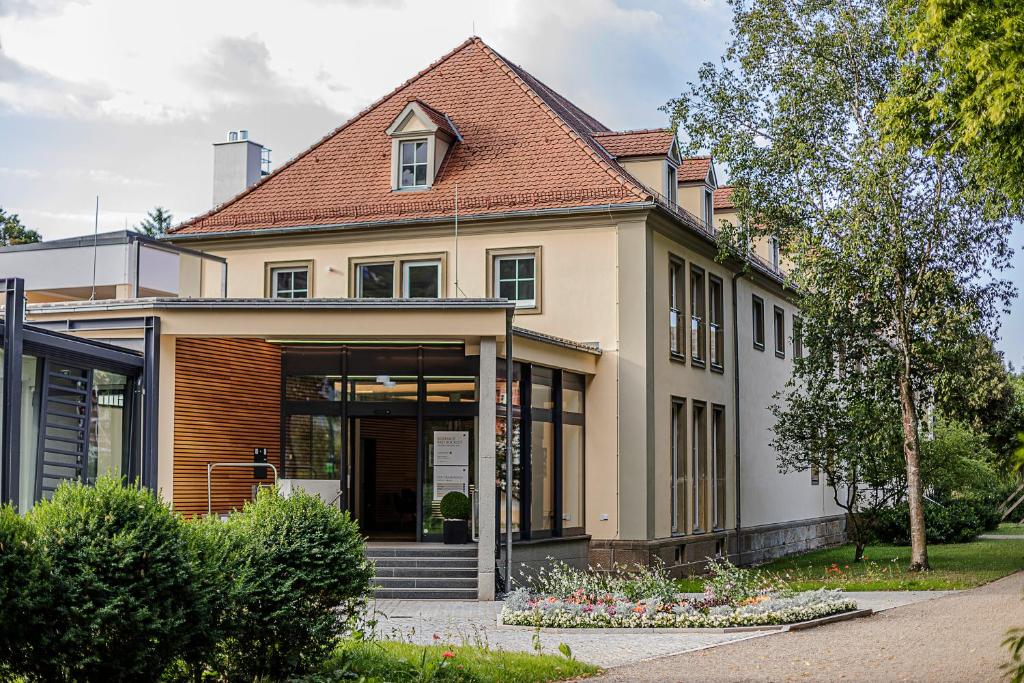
[854,541,865,563]
[898,372,929,571]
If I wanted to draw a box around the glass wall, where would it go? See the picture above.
[87,370,130,484]
[496,360,522,535]
[561,372,585,534]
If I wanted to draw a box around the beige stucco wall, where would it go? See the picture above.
[649,228,737,540]
[619,158,668,198]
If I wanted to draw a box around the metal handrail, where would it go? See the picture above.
[206,461,279,516]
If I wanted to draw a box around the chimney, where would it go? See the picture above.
[212,130,271,207]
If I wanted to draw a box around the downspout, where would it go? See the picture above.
[731,270,744,562]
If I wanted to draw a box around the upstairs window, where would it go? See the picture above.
[690,265,706,366]
[667,164,678,205]
[752,294,765,350]
[492,251,538,309]
[669,257,685,358]
[399,140,428,189]
[774,305,786,358]
[704,188,714,228]
[268,263,311,299]
[769,236,781,271]
[793,315,804,358]
[356,262,395,298]
[709,275,724,370]
[402,260,441,298]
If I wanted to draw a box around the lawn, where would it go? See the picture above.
[675,538,1024,592]
[319,640,599,682]
[997,522,1024,536]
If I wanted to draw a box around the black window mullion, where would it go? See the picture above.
[553,370,563,537]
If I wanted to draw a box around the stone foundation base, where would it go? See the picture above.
[500,535,591,588]
[587,514,847,577]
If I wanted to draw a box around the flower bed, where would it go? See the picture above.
[501,557,857,629]
[501,588,857,628]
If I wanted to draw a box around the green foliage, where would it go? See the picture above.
[0,506,54,680]
[440,491,471,520]
[0,207,41,246]
[312,640,599,683]
[1005,627,1024,683]
[136,206,173,237]
[212,488,374,680]
[894,0,1024,206]
[669,0,1022,571]
[526,557,677,603]
[27,477,195,681]
[703,557,789,604]
[873,500,984,545]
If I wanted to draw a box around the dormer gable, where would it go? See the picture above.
[676,156,719,229]
[592,128,681,203]
[386,100,460,191]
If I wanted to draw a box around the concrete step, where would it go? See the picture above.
[373,587,479,600]
[365,546,477,559]
[371,557,477,569]
[374,566,477,579]
[372,576,478,590]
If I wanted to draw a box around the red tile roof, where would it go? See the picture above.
[592,129,676,158]
[172,37,656,236]
[677,156,712,183]
[714,186,735,210]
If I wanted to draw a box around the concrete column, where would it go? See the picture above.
[476,337,497,600]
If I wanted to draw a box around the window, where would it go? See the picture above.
[562,372,585,533]
[793,315,804,359]
[690,265,706,366]
[399,139,428,188]
[402,260,441,298]
[712,405,726,529]
[752,294,765,350]
[811,463,820,486]
[669,257,685,358]
[270,266,310,299]
[769,237,780,271]
[356,262,395,298]
[709,276,724,370]
[774,305,786,358]
[667,164,678,205]
[692,402,707,533]
[494,253,537,308]
[530,367,555,534]
[671,399,687,534]
[704,188,714,228]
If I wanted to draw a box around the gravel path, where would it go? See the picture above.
[596,570,1024,682]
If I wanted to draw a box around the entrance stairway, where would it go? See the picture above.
[367,544,478,600]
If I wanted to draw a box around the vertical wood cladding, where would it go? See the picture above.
[173,338,281,516]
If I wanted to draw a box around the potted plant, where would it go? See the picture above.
[440,491,471,544]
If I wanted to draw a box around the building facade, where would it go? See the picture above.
[11,37,844,598]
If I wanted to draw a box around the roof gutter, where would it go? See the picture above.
[164,202,655,243]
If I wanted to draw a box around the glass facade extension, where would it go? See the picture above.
[279,344,587,542]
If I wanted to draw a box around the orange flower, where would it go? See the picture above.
[442,651,456,659]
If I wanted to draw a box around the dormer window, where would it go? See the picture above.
[386,100,459,192]
[400,140,428,188]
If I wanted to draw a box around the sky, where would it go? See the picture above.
[1,0,1022,362]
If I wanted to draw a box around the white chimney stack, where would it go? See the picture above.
[212,130,271,207]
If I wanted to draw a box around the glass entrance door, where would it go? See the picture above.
[349,416,418,540]
[422,417,476,541]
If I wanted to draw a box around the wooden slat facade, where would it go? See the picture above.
[173,338,281,516]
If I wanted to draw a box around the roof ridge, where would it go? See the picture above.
[172,36,478,233]
[472,37,651,203]
[593,127,673,137]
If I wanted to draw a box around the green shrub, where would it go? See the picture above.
[439,491,471,520]
[872,498,987,545]
[28,477,195,681]
[0,505,56,680]
[214,488,374,680]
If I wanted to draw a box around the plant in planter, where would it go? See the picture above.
[439,492,471,544]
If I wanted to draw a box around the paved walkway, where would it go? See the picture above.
[368,590,950,669]
[596,571,1024,682]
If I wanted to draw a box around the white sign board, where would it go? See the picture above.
[433,431,469,466]
[433,466,468,500]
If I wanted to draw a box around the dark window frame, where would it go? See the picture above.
[691,400,708,534]
[752,294,765,351]
[708,275,724,372]
[670,397,687,535]
[774,305,786,358]
[690,264,707,368]
[669,256,685,361]
[793,315,804,359]
[711,404,726,530]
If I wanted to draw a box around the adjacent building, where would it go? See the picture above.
[4,37,844,599]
